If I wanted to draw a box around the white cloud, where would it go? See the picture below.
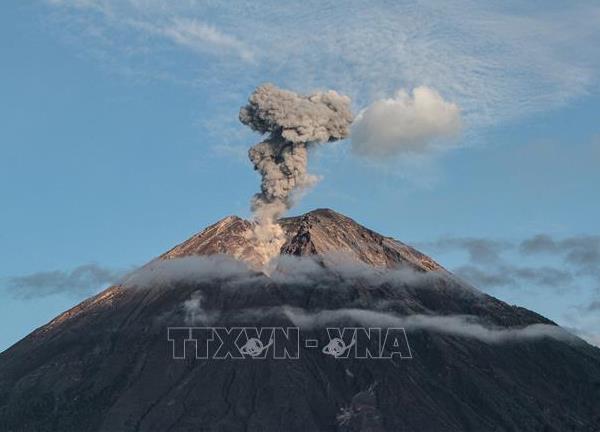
[161,18,254,62]
[46,1,254,64]
[121,255,582,345]
[44,0,600,128]
[282,307,575,344]
[351,86,462,158]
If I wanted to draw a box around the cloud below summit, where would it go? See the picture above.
[418,233,600,347]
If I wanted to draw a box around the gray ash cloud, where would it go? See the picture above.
[240,83,352,220]
[238,83,353,268]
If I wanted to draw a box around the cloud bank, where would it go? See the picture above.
[520,234,600,276]
[455,265,574,290]
[125,254,446,292]
[419,233,600,292]
[281,307,573,345]
[420,237,510,265]
[117,254,577,345]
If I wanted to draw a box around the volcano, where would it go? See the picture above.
[1,209,599,432]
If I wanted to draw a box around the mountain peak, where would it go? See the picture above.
[161,209,443,273]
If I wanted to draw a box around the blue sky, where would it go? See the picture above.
[1,0,599,351]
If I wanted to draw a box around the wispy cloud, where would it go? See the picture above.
[418,233,600,346]
[178,293,575,344]
[148,254,575,344]
[44,0,600,129]
[280,307,574,344]
[520,234,600,276]
[128,17,255,62]
[46,0,255,68]
[3,264,128,299]
[584,300,600,312]
[420,234,600,290]
[418,237,511,265]
[454,264,574,290]
[161,18,254,62]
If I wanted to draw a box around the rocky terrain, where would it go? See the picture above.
[161,209,442,272]
[1,209,599,431]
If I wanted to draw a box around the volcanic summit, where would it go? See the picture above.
[161,209,442,272]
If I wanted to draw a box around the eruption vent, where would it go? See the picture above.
[239,84,353,268]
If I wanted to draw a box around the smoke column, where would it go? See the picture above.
[239,83,353,267]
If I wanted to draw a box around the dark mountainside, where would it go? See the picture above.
[1,209,599,431]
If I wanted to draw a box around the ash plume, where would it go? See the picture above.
[239,83,353,267]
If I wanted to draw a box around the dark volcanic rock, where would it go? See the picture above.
[1,209,599,432]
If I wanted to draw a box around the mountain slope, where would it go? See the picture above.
[1,209,599,432]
